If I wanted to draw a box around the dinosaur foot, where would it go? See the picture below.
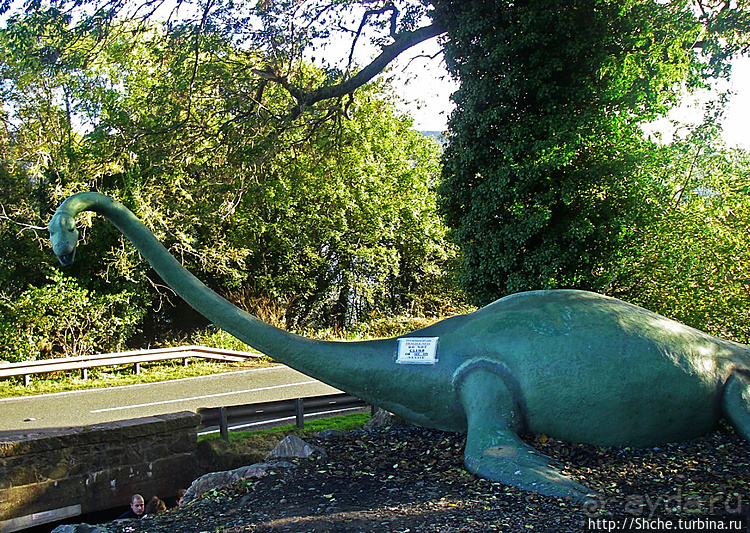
[463,435,595,501]
[457,362,596,501]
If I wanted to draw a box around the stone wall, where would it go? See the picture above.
[0,412,200,532]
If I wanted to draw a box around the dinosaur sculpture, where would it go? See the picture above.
[49,192,750,500]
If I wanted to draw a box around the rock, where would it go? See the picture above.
[51,524,110,533]
[316,429,346,439]
[364,409,408,429]
[183,461,295,504]
[264,435,327,461]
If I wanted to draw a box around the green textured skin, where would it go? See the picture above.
[49,193,750,500]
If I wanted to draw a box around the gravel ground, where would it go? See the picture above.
[93,424,749,532]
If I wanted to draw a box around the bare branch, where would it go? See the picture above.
[696,0,709,19]
[399,49,443,71]
[347,3,399,75]
[0,207,47,234]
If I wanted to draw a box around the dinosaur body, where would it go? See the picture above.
[49,192,750,500]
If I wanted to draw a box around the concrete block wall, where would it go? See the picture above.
[0,412,201,532]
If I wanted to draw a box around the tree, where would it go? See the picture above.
[0,13,452,351]
[436,0,708,304]
[1,0,446,129]
[101,0,747,307]
[225,0,750,321]
[613,122,750,342]
[3,0,750,335]
[228,88,450,329]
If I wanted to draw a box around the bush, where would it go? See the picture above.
[189,327,258,353]
[0,271,146,361]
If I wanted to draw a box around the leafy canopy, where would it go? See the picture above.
[436,0,749,305]
[0,8,453,358]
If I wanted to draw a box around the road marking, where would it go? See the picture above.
[0,366,288,402]
[89,380,320,413]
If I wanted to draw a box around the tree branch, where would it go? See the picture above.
[347,3,399,76]
[0,208,47,233]
[240,18,446,153]
[300,21,446,110]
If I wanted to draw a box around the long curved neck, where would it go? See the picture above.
[56,193,391,394]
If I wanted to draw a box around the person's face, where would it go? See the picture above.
[131,496,145,516]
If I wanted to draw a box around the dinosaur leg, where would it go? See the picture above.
[723,371,750,441]
[458,367,595,500]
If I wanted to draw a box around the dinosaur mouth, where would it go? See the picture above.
[56,250,76,266]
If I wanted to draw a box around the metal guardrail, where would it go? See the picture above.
[197,392,370,439]
[0,345,261,386]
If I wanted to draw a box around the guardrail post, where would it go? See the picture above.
[134,362,141,375]
[219,407,229,441]
[197,394,368,436]
[24,375,30,387]
[295,399,304,429]
[82,368,88,380]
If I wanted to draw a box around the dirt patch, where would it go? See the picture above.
[100,424,749,532]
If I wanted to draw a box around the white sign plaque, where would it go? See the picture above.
[396,337,439,365]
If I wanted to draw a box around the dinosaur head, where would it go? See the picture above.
[48,210,79,266]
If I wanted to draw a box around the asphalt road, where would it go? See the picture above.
[0,365,341,432]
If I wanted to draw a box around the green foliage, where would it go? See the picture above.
[0,158,51,298]
[0,13,457,347]
[0,271,146,361]
[435,0,745,306]
[228,91,452,328]
[187,327,257,353]
[613,134,750,342]
[4,0,747,353]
